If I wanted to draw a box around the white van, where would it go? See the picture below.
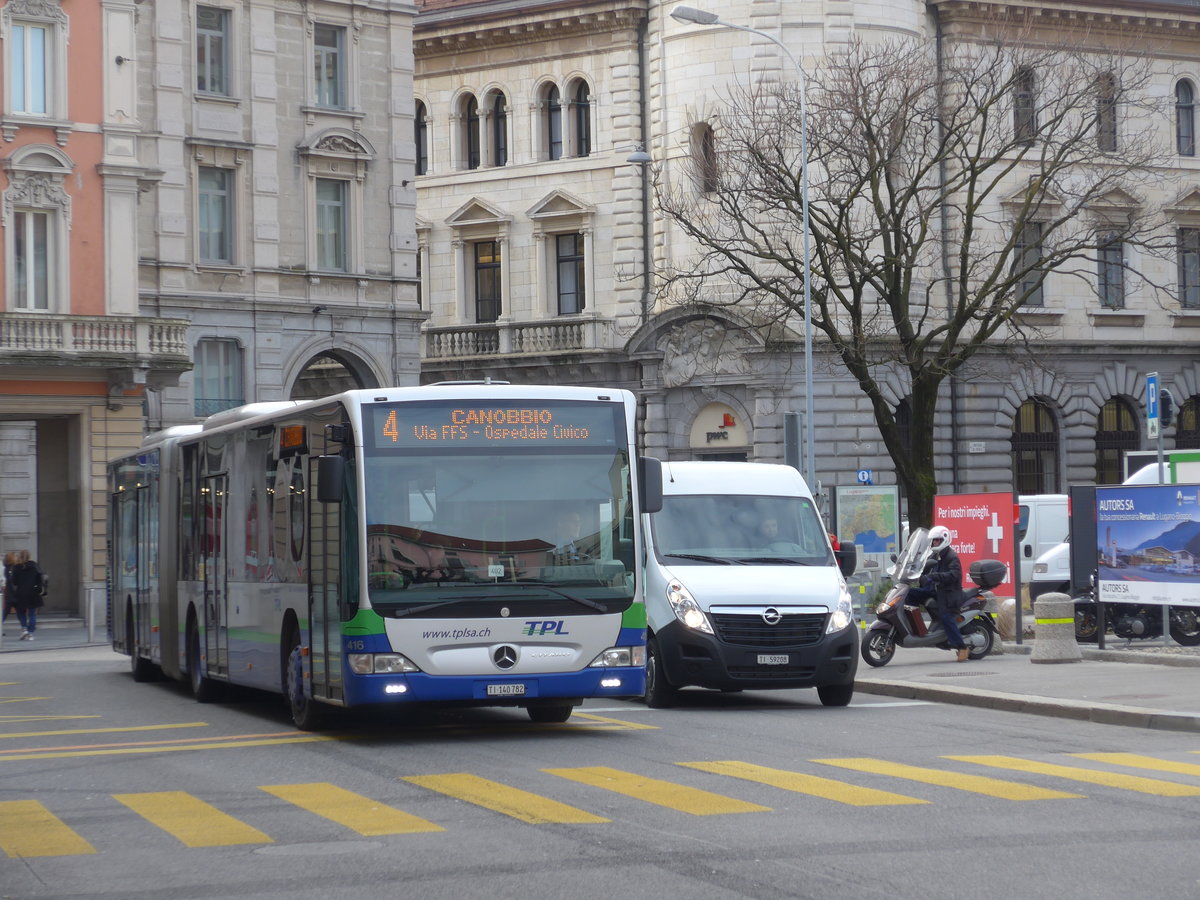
[641,462,859,708]
[1017,494,1068,585]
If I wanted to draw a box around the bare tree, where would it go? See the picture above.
[655,26,1176,525]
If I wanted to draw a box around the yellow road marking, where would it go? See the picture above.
[0,731,300,756]
[0,715,101,724]
[0,697,51,704]
[0,800,96,858]
[403,773,608,824]
[114,791,272,847]
[544,766,771,815]
[815,758,1082,800]
[0,723,208,740]
[0,734,339,761]
[948,756,1200,797]
[260,783,444,835]
[1073,753,1200,777]
[571,711,658,730]
[680,761,927,807]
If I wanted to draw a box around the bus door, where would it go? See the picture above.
[308,458,343,702]
[113,483,150,654]
[202,473,229,676]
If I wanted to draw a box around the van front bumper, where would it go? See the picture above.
[654,618,859,691]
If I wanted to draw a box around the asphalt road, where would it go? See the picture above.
[3,647,1200,900]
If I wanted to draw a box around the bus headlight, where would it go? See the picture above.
[666,580,713,634]
[826,587,855,634]
[588,646,646,667]
[348,653,421,675]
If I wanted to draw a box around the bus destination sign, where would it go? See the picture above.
[367,401,620,450]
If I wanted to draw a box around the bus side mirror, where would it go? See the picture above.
[639,456,663,514]
[835,544,858,578]
[316,455,344,503]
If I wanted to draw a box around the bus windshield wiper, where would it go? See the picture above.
[386,597,492,617]
[494,582,609,612]
[663,553,745,565]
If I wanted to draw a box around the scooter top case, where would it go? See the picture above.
[968,559,1006,590]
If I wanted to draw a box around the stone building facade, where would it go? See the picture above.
[413,0,1200,517]
[135,0,424,434]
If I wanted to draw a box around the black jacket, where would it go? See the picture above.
[923,547,965,608]
[11,560,44,610]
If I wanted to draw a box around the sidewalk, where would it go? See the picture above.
[0,614,108,653]
[855,640,1200,733]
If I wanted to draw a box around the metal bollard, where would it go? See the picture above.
[1030,592,1081,664]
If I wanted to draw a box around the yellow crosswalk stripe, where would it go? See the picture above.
[1072,753,1200,777]
[403,773,609,824]
[679,761,928,807]
[947,756,1200,797]
[0,800,96,858]
[814,758,1083,800]
[544,766,771,815]
[260,783,444,835]
[114,791,273,847]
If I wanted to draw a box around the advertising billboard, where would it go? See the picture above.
[1095,482,1200,606]
[933,492,1016,598]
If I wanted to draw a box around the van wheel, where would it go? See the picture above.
[644,637,678,708]
[817,683,854,707]
[186,615,220,702]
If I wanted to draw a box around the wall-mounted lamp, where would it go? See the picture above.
[115,56,132,66]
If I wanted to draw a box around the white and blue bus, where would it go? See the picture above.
[109,384,661,729]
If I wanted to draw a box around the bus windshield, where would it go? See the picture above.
[361,399,635,613]
[651,494,833,566]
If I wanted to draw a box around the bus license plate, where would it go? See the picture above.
[487,683,525,696]
[757,654,789,665]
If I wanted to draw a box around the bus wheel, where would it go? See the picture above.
[285,635,326,731]
[186,615,219,703]
[127,605,157,683]
[527,703,573,724]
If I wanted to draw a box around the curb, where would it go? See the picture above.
[853,678,1200,733]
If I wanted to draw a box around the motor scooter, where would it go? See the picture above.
[860,527,1004,667]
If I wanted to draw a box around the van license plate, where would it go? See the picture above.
[757,655,789,665]
[487,684,525,696]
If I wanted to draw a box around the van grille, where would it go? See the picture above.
[710,612,828,647]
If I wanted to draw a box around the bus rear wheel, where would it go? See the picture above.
[186,615,220,702]
[127,603,158,683]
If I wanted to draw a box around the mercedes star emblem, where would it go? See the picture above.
[493,645,518,669]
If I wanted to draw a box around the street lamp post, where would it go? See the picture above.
[669,5,816,494]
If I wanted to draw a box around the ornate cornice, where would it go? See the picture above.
[415,1,647,58]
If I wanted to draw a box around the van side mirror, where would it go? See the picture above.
[316,455,344,503]
[835,544,857,578]
[639,456,663,514]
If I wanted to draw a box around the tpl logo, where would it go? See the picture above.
[523,620,570,636]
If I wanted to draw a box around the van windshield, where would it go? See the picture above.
[650,494,833,566]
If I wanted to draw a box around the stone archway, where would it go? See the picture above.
[290,351,378,400]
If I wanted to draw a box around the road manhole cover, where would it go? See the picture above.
[925,671,998,677]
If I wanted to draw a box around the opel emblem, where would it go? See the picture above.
[762,607,782,626]
[493,645,518,669]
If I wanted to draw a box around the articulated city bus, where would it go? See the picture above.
[109,384,661,729]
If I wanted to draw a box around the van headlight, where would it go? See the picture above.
[1033,563,1048,575]
[666,579,713,634]
[826,587,855,634]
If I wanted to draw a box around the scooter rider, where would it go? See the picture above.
[908,525,970,662]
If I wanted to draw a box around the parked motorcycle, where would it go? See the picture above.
[1073,582,1200,646]
[860,527,1003,667]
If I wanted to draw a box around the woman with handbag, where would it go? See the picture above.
[10,549,45,641]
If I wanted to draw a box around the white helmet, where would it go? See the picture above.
[928,525,952,554]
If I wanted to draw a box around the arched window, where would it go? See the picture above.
[463,95,480,170]
[1013,67,1037,143]
[571,81,591,157]
[414,100,428,175]
[1011,398,1059,493]
[491,92,508,167]
[693,123,718,193]
[1176,396,1200,449]
[1095,397,1138,484]
[544,84,562,160]
[1178,80,1196,157]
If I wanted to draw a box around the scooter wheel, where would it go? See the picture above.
[861,630,895,667]
[961,620,995,660]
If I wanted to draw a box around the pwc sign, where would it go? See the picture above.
[933,492,1016,598]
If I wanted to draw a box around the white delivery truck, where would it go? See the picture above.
[641,461,859,708]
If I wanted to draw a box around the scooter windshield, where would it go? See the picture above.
[891,527,932,581]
